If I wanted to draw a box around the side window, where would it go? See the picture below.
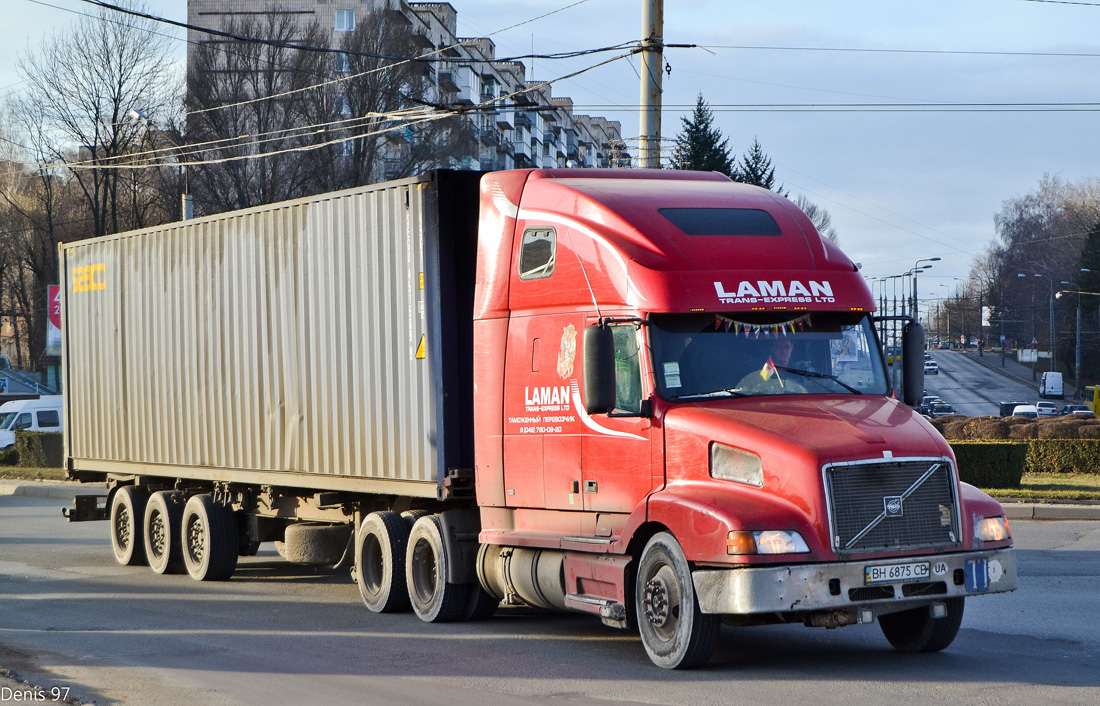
[37,410,60,428]
[335,9,355,32]
[611,325,643,413]
[13,413,32,431]
[518,228,556,280]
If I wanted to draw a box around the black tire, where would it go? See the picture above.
[880,597,965,653]
[406,514,470,622]
[181,494,239,581]
[355,512,411,613]
[110,486,149,566]
[144,491,185,574]
[635,532,720,669]
[282,523,351,566]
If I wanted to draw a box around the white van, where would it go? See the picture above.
[1040,371,1064,399]
[0,396,64,449]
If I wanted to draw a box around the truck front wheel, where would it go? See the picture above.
[405,514,469,622]
[635,532,720,669]
[879,597,965,652]
[355,511,410,613]
[110,486,149,567]
[181,494,238,581]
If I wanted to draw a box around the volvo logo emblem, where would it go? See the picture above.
[884,496,904,517]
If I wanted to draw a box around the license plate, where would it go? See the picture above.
[864,561,931,585]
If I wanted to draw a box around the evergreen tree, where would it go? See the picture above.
[670,93,734,175]
[734,136,786,195]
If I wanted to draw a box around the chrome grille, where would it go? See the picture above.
[825,459,959,554]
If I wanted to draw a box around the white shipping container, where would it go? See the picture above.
[61,172,482,499]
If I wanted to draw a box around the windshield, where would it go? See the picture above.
[0,412,15,430]
[649,312,889,400]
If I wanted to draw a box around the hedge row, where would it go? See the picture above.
[949,441,1027,488]
[15,431,64,468]
[930,414,1100,440]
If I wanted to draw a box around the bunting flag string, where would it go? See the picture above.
[714,314,812,337]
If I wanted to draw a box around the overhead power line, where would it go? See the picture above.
[79,0,634,64]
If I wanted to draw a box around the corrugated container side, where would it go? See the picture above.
[61,172,481,497]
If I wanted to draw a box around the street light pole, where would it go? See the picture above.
[129,108,190,220]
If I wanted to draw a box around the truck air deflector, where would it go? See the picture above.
[823,457,960,555]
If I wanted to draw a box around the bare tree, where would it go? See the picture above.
[12,0,175,238]
[185,12,332,213]
[793,194,840,245]
[323,10,474,187]
[185,4,475,211]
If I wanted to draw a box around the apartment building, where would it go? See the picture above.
[186,0,630,176]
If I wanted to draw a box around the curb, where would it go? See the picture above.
[0,480,104,501]
[1000,501,1100,521]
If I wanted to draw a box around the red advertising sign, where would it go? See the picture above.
[49,285,61,330]
[46,284,61,357]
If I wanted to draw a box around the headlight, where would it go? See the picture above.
[710,443,763,487]
[727,530,810,555]
[976,516,1011,542]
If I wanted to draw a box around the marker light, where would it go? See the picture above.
[727,530,810,555]
[976,516,1011,542]
[710,443,763,487]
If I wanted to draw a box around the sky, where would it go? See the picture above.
[2,0,1099,319]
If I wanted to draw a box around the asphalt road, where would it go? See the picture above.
[923,350,1039,417]
[2,494,1099,706]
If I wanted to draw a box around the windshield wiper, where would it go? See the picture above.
[775,367,863,395]
[675,388,749,399]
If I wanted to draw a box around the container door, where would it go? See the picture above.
[580,322,655,514]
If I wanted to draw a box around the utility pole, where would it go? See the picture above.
[638,0,664,169]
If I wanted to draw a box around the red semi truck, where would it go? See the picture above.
[61,169,1015,669]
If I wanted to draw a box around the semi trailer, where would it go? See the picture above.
[61,169,1016,668]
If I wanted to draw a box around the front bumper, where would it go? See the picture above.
[693,547,1016,615]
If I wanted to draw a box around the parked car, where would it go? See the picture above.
[1035,401,1060,417]
[1011,405,1038,419]
[1060,404,1095,417]
[917,395,942,415]
[924,360,939,375]
[923,352,932,360]
[0,396,64,449]
[1039,371,1064,399]
[929,403,957,417]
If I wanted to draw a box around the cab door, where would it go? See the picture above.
[580,322,656,514]
[502,314,585,510]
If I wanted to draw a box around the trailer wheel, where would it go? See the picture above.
[406,514,470,622]
[110,486,149,566]
[880,597,965,652]
[354,512,411,613]
[181,494,238,581]
[635,532,720,669]
[144,491,185,574]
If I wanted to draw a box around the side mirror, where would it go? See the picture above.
[901,321,925,407]
[583,324,616,415]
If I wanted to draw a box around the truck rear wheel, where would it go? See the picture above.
[181,494,238,581]
[110,486,149,566]
[144,491,185,574]
[879,597,965,652]
[355,512,410,613]
[406,514,469,622]
[635,532,720,669]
